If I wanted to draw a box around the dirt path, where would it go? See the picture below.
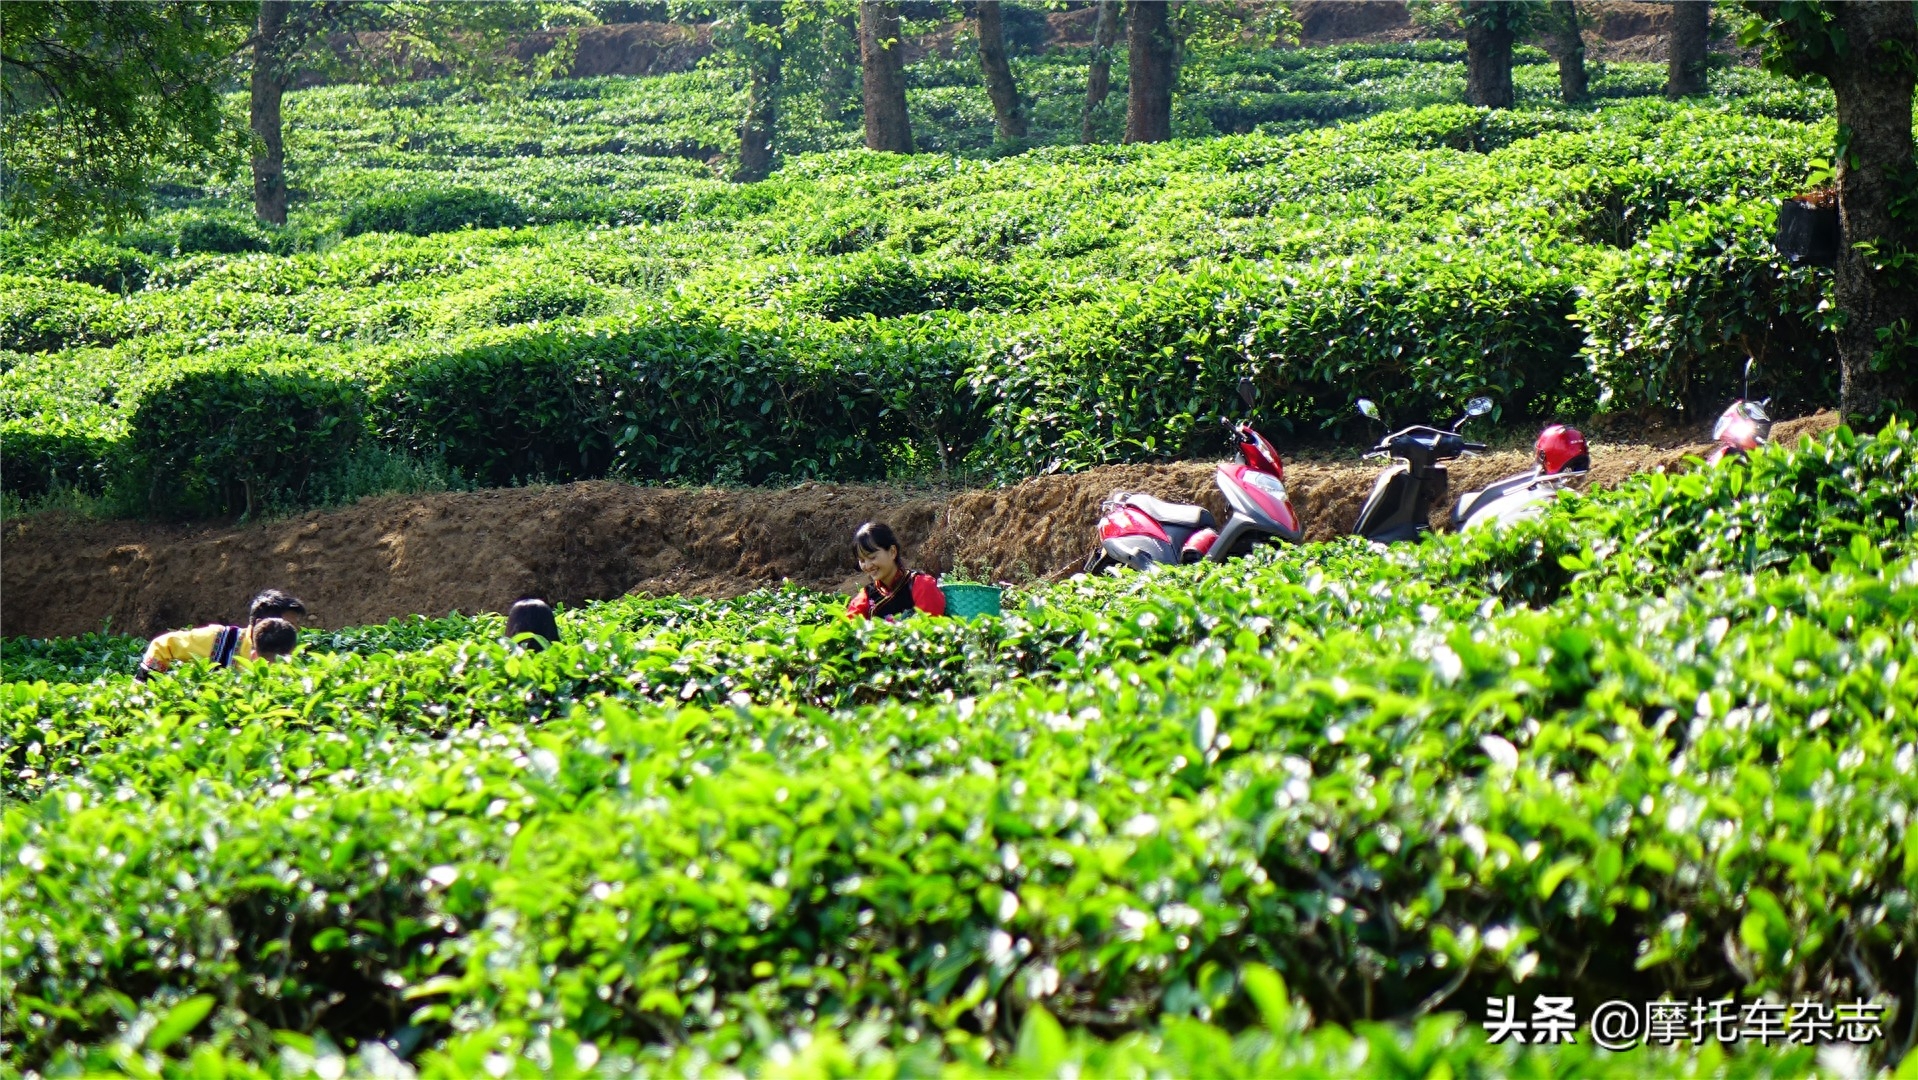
[0,414,1837,639]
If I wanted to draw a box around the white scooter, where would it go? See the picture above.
[1452,424,1590,532]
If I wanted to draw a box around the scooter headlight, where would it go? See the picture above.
[1242,471,1288,502]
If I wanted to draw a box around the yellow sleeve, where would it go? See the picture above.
[141,625,221,673]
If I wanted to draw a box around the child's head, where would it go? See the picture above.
[249,589,307,628]
[505,597,560,650]
[854,521,902,580]
[251,617,298,661]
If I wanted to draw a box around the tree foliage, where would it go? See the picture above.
[0,1,254,235]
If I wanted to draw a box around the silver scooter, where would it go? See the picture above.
[1452,464,1583,532]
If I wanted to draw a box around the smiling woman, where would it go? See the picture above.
[847,519,946,619]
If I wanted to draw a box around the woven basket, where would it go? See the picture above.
[940,583,1003,620]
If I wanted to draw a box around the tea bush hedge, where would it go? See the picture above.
[0,235,154,292]
[176,217,271,256]
[0,43,1837,511]
[341,187,527,238]
[5,425,1915,1075]
[1579,199,1837,415]
[371,310,986,486]
[122,363,370,518]
[0,275,128,354]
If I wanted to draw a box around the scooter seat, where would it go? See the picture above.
[1122,492,1215,530]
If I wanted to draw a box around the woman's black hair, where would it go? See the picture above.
[505,597,560,650]
[853,521,900,555]
[249,588,307,622]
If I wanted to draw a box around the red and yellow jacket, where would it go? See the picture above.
[847,570,946,619]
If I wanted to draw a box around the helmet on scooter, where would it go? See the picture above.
[1534,425,1589,474]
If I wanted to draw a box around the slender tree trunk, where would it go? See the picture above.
[1123,0,1175,143]
[859,1,913,152]
[1545,0,1586,103]
[1823,2,1918,417]
[735,5,784,182]
[1464,11,1516,108]
[1666,0,1709,98]
[975,1,1027,141]
[821,12,857,124]
[250,0,290,225]
[1081,0,1122,143]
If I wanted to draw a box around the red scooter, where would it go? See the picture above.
[1086,379,1304,572]
[1705,359,1772,465]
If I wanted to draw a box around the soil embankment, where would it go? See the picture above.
[0,414,1836,640]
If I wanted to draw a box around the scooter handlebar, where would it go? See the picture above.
[1462,441,1487,452]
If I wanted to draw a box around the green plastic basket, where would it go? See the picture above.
[940,583,1003,620]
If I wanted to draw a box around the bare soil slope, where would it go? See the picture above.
[0,414,1836,639]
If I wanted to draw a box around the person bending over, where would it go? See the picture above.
[846,521,945,619]
[137,616,299,680]
[505,597,560,650]
[136,589,306,680]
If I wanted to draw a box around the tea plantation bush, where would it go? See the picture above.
[372,310,985,486]
[0,275,129,354]
[341,188,526,238]
[123,363,370,518]
[0,44,1839,511]
[1578,199,1836,415]
[5,424,1915,1075]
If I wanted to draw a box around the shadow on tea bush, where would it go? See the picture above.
[0,236,153,293]
[473,276,610,325]
[774,254,1039,320]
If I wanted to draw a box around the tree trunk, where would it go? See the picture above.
[975,1,1027,141]
[821,12,857,124]
[1824,2,1918,417]
[1123,0,1175,143]
[1464,12,1516,108]
[1666,0,1709,99]
[1545,0,1586,103]
[1081,0,1122,143]
[859,1,913,153]
[734,5,784,182]
[250,0,290,225]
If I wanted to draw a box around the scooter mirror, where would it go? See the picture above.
[1356,398,1379,420]
[1465,396,1493,417]
[1237,378,1258,409]
[1742,356,1755,400]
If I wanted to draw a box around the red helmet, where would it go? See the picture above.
[1535,424,1589,474]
